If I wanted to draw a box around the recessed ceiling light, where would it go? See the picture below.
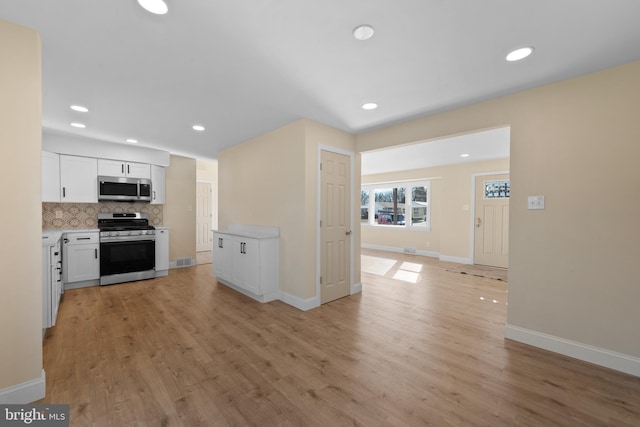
[126,139,138,144]
[70,122,86,128]
[461,153,470,158]
[192,125,205,131]
[353,25,375,41]
[506,46,534,62]
[70,105,88,113]
[362,102,378,110]
[137,0,168,15]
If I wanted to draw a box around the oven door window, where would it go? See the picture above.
[100,240,155,276]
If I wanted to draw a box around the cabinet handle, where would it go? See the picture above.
[94,248,98,259]
[122,164,124,174]
[127,164,130,174]
[62,187,66,198]
[153,190,156,200]
[77,237,91,240]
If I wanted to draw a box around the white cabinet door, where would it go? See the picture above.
[151,165,166,204]
[212,233,232,281]
[98,159,127,177]
[126,162,151,179]
[98,159,151,179]
[64,244,100,282]
[60,155,98,203]
[232,237,259,295]
[63,232,100,283]
[155,228,169,271]
[42,151,61,202]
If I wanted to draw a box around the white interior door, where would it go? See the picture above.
[320,150,351,304]
[474,173,510,268]
[196,182,212,252]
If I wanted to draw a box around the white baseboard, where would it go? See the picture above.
[350,282,362,295]
[279,291,318,311]
[439,255,472,264]
[505,324,640,377]
[0,370,46,404]
[361,243,439,258]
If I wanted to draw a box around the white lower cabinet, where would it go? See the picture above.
[155,227,169,276]
[212,225,279,303]
[213,233,233,282]
[42,233,63,329]
[63,231,100,289]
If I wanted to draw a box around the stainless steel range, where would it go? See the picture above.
[98,212,155,285]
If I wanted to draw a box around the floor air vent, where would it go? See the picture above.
[176,257,193,267]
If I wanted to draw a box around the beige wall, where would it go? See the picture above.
[218,119,357,300]
[357,61,640,359]
[362,158,509,259]
[0,20,43,393]
[196,158,218,230]
[164,155,197,262]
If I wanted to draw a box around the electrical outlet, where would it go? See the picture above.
[527,195,545,210]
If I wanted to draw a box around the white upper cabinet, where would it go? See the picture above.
[60,155,98,203]
[98,159,151,179]
[42,151,61,202]
[150,165,166,204]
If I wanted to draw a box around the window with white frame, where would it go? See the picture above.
[361,180,431,230]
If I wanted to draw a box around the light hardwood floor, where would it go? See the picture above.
[39,249,640,426]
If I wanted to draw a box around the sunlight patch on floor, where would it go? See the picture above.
[392,270,420,283]
[361,255,397,276]
[399,262,422,273]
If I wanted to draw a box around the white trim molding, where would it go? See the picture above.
[505,324,640,377]
[279,291,319,312]
[350,282,363,295]
[439,254,472,264]
[361,243,439,259]
[0,370,46,404]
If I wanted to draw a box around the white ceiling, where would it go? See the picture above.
[361,126,510,175]
[2,1,640,160]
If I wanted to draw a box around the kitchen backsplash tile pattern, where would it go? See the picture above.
[43,202,163,229]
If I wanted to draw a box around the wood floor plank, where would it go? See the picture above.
[38,249,640,426]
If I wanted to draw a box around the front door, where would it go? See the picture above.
[474,173,509,268]
[320,150,351,304]
[196,182,212,252]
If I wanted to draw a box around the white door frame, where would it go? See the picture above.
[470,170,510,265]
[316,145,355,308]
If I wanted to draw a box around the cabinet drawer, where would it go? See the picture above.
[65,232,99,244]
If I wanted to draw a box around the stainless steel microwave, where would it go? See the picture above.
[98,176,152,202]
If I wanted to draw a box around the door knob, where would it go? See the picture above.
[346,230,352,235]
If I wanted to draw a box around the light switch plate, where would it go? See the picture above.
[527,195,545,210]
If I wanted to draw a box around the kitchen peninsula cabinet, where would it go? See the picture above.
[60,155,98,203]
[42,232,63,329]
[212,225,279,303]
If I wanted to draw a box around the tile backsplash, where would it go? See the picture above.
[43,202,163,229]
